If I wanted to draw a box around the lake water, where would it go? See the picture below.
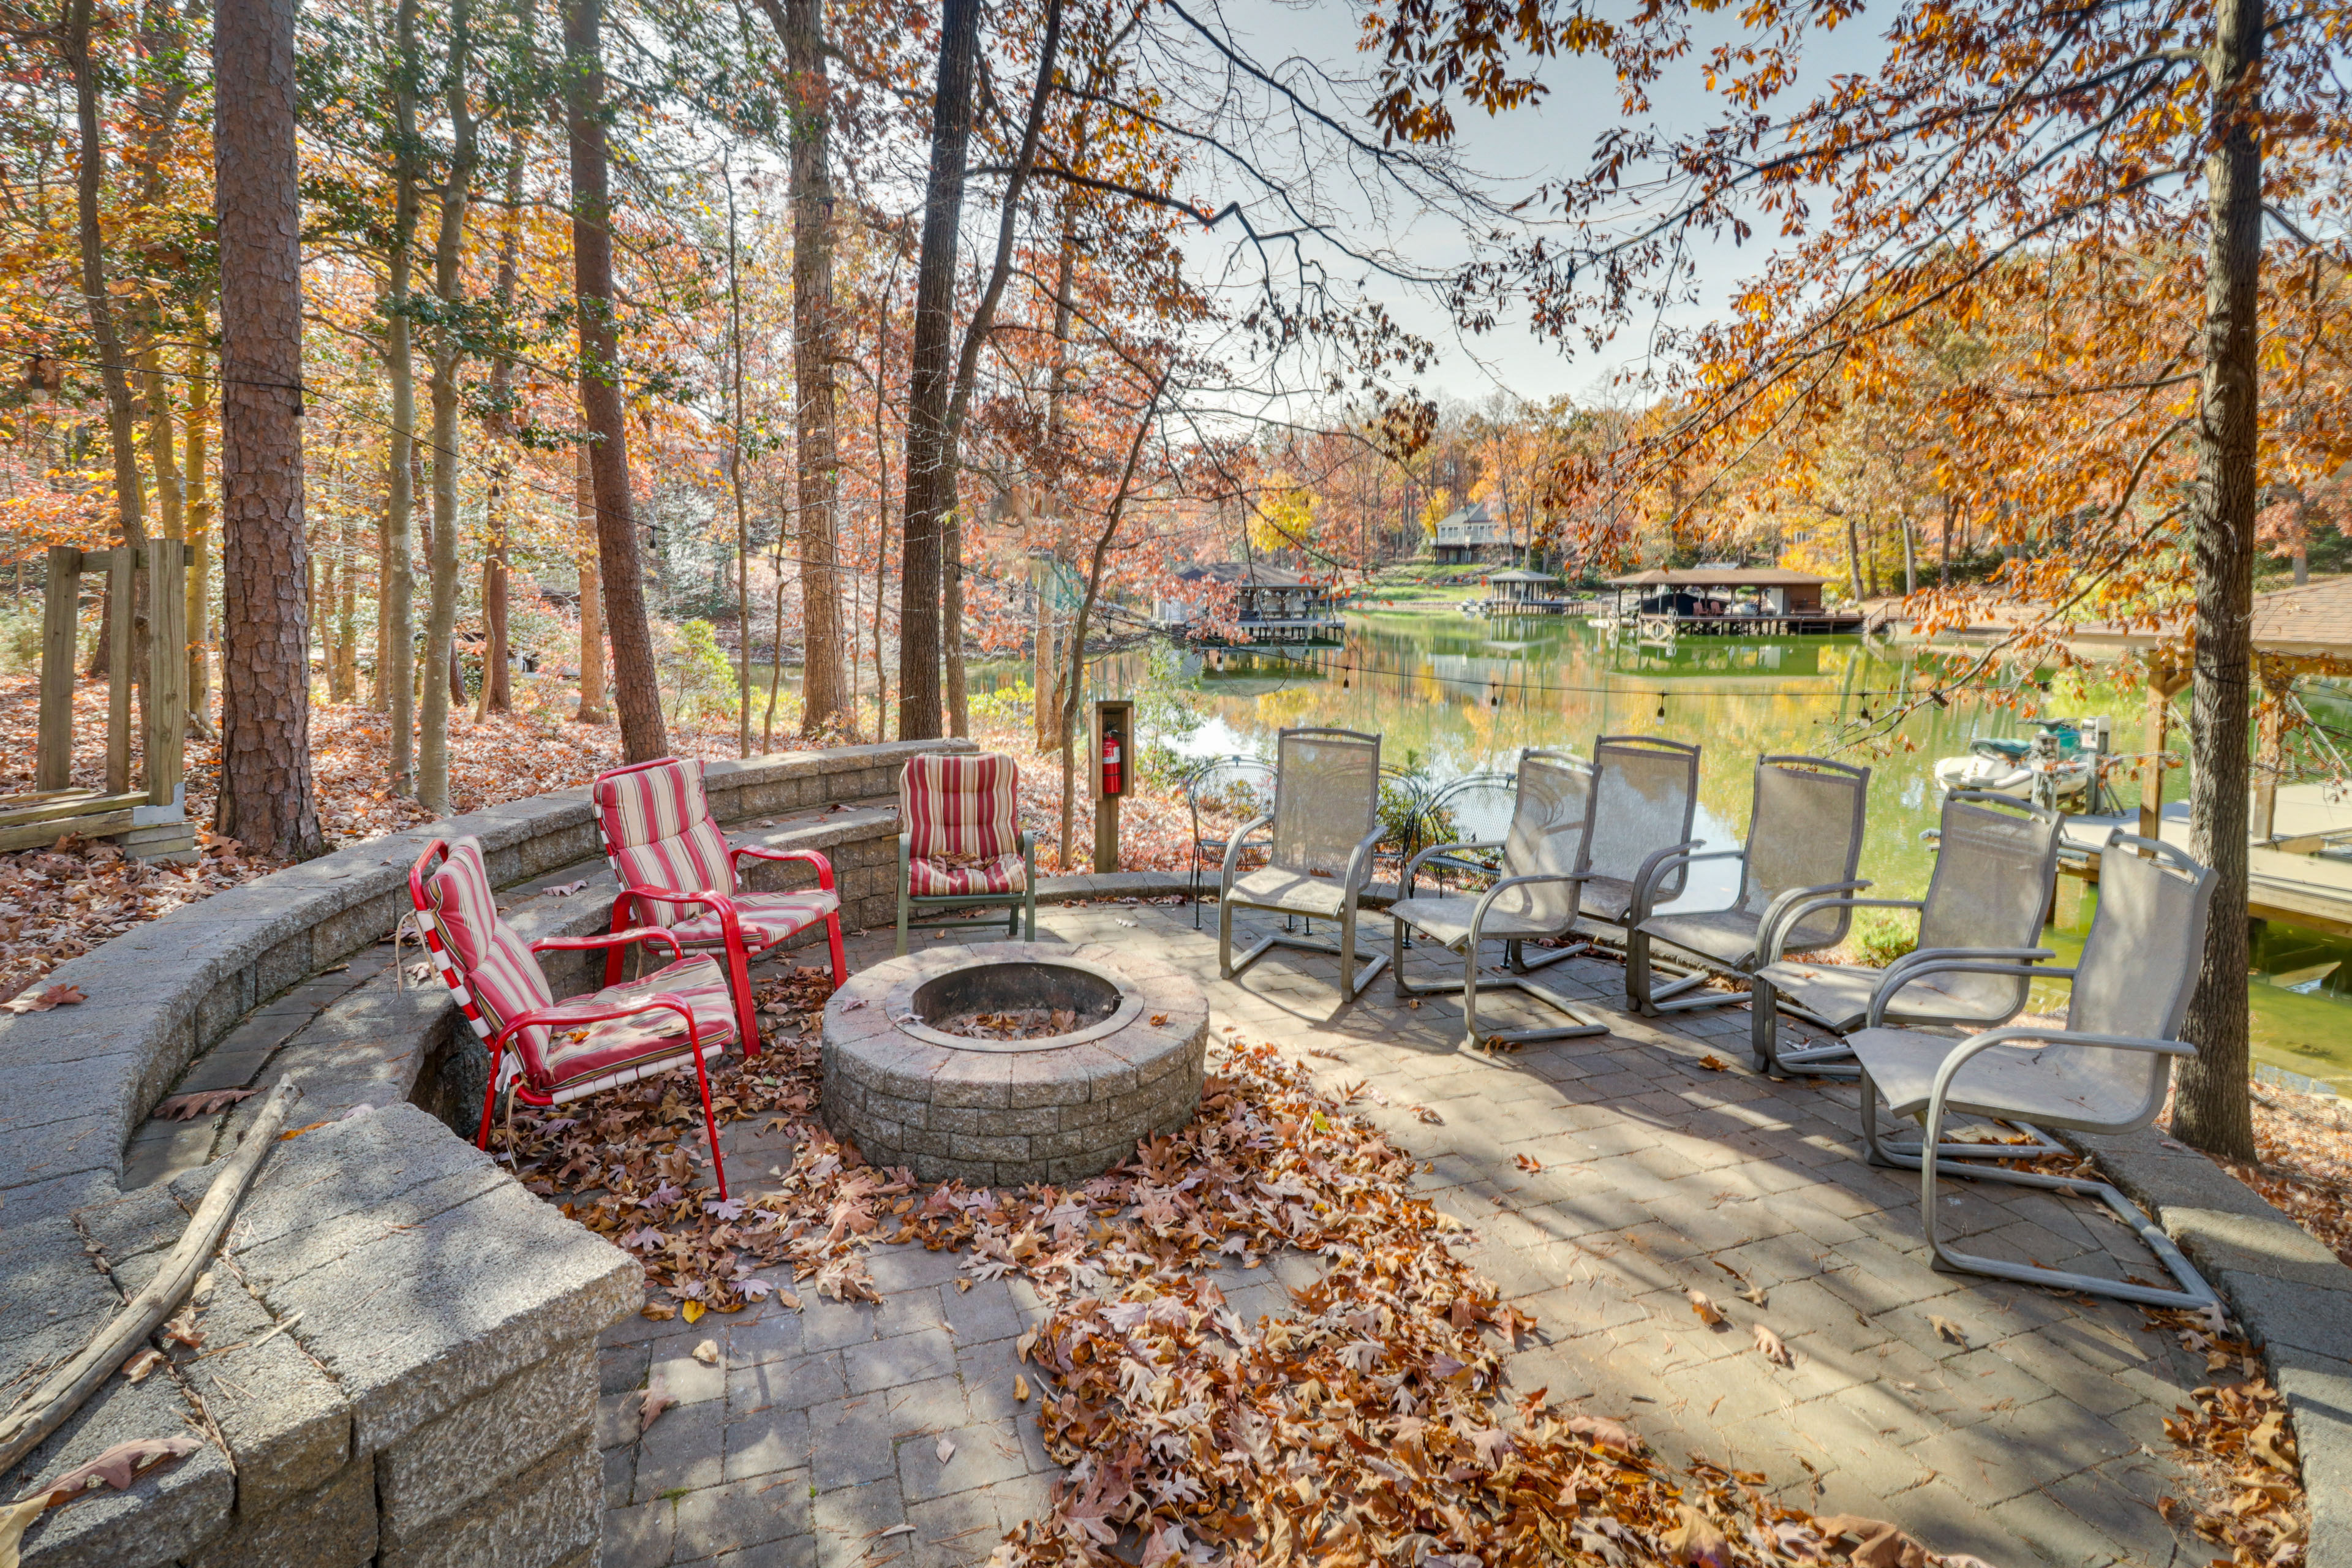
[1120,608,2352,1091]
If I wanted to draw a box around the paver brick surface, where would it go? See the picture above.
[593,903,2217,1567]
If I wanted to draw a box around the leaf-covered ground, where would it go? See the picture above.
[493,965,2313,1568]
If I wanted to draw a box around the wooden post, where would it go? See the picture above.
[2139,682,2169,841]
[2139,654,2191,842]
[2252,665,2291,844]
[1091,696,1133,875]
[105,545,134,795]
[37,546,83,791]
[146,543,187,807]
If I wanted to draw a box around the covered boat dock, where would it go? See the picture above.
[1597,567,1863,637]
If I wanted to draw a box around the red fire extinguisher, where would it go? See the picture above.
[1101,731,1123,796]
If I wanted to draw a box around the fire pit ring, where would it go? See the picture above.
[821,940,1209,1186]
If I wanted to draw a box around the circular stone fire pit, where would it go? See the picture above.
[821,940,1209,1186]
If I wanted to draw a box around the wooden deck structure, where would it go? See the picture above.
[4,542,197,859]
[1595,567,1865,637]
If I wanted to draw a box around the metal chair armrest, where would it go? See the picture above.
[531,928,686,962]
[1403,839,1503,886]
[1218,815,1273,895]
[1863,946,2057,1019]
[1755,884,1883,963]
[1466,870,1594,946]
[1627,842,1727,924]
[1342,823,1388,895]
[1922,1025,2195,1139]
[730,844,836,890]
[1864,959,2079,1027]
[489,992,698,1058]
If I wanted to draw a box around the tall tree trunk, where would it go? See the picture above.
[2174,0,2264,1161]
[382,0,422,791]
[574,445,607,722]
[895,0,979,741]
[724,160,753,756]
[334,510,358,701]
[764,0,851,740]
[480,114,527,718]
[564,0,665,759]
[213,0,323,858]
[417,0,477,815]
[140,349,185,741]
[184,342,214,736]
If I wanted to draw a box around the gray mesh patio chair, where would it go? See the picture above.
[1847,834,2221,1310]
[1218,726,1390,1000]
[1564,735,1704,954]
[1390,750,1610,1050]
[1626,755,1871,1016]
[1750,791,2064,1079]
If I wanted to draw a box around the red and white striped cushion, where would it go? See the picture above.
[658,887,840,949]
[901,752,1022,880]
[593,759,739,929]
[908,853,1026,897]
[421,838,557,1063]
[537,954,739,1098]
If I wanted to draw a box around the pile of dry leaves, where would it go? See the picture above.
[499,968,1994,1568]
[2147,1308,2308,1568]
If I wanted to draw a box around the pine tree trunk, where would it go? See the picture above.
[2174,0,2264,1161]
[213,0,323,858]
[895,0,979,741]
[777,0,851,740]
[184,345,214,736]
[564,0,666,760]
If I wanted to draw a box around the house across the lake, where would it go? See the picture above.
[1431,502,1513,564]
[1157,562,1347,645]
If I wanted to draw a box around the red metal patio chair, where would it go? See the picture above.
[408,835,739,1197]
[590,756,846,1055]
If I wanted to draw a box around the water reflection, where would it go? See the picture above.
[1133,609,2352,1091]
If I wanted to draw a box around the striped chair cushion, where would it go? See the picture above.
[657,886,840,948]
[902,753,1024,896]
[422,837,557,1061]
[908,852,1026,897]
[537,954,739,1099]
[593,758,739,930]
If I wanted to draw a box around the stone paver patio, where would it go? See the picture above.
[592,899,2215,1568]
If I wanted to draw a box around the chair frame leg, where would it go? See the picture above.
[1395,919,1608,1049]
[684,1039,728,1200]
[475,1041,507,1152]
[1226,902,1390,999]
[1884,1072,2217,1310]
[1750,978,1862,1079]
[1858,1073,2071,1166]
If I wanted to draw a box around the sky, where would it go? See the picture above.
[1212,2,1897,408]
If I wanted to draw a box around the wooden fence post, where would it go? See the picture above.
[37,546,82,791]
[105,546,134,795]
[146,544,188,807]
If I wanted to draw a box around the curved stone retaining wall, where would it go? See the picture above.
[0,739,963,1568]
